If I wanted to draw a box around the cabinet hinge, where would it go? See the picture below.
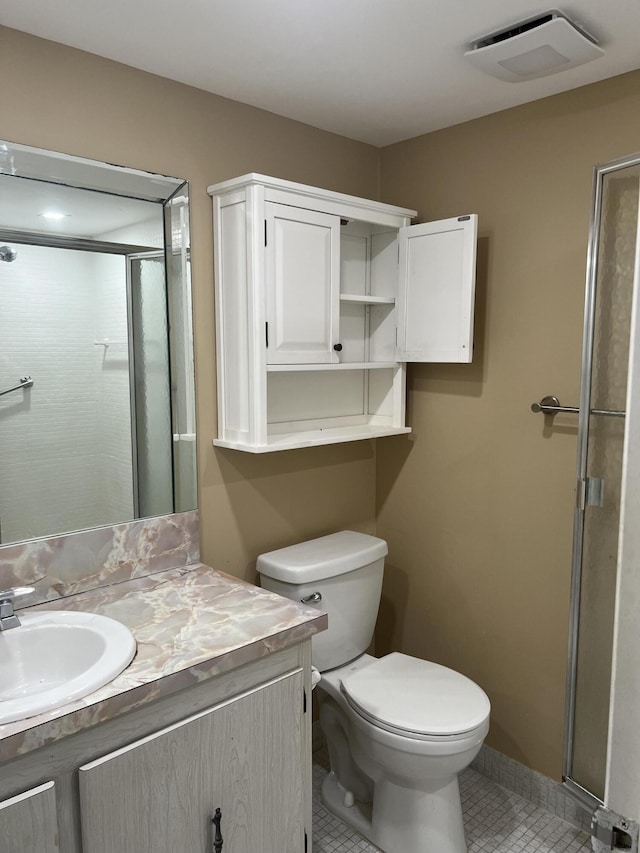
[303,688,307,713]
[265,322,269,348]
[264,220,267,246]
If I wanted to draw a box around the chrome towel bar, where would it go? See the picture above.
[531,395,625,418]
[0,376,33,398]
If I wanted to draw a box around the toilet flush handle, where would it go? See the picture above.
[301,592,322,604]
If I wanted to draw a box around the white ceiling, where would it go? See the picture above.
[1,0,639,146]
[0,177,162,240]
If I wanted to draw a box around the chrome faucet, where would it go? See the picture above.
[0,587,35,630]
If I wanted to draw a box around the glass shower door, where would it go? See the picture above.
[564,160,640,805]
[128,253,174,518]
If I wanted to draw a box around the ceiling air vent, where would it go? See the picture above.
[464,10,604,82]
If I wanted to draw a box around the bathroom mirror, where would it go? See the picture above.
[0,140,196,545]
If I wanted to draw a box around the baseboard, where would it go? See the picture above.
[471,744,592,832]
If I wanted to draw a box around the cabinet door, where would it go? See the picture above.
[0,781,59,853]
[396,214,477,363]
[266,202,340,364]
[79,670,305,853]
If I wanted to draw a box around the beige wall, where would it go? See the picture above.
[0,26,380,576]
[376,71,640,780]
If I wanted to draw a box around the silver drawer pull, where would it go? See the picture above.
[301,592,322,604]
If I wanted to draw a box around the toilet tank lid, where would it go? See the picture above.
[256,531,388,583]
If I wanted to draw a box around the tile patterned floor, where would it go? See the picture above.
[312,752,592,853]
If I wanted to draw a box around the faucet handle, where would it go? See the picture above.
[0,587,34,631]
[0,586,35,602]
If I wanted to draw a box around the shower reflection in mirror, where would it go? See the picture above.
[0,141,196,545]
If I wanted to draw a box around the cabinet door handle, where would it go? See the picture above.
[333,343,343,352]
[211,807,224,852]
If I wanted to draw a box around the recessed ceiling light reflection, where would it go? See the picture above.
[39,211,70,221]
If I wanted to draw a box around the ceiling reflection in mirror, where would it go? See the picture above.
[0,140,196,546]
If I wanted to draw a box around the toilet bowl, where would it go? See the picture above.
[257,531,490,853]
[319,653,489,853]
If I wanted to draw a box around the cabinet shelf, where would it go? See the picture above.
[213,424,412,453]
[267,361,400,372]
[340,293,396,305]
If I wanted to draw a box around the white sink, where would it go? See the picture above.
[0,611,136,725]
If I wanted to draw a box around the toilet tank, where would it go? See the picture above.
[257,531,388,672]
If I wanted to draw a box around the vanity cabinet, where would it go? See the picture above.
[79,670,305,853]
[0,643,312,853]
[208,173,478,452]
[0,781,59,853]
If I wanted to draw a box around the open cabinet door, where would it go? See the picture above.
[603,190,640,840]
[396,214,477,363]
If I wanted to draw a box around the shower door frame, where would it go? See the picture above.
[563,151,640,811]
[126,249,175,520]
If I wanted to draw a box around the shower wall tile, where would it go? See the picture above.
[0,245,104,542]
[0,245,137,543]
[0,509,199,606]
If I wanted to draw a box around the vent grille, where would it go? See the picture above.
[470,10,598,52]
[475,13,555,49]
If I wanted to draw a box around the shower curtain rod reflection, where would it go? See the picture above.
[0,228,157,256]
[0,377,33,398]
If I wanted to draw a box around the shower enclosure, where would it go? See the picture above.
[0,239,173,542]
[0,231,194,543]
[538,153,640,811]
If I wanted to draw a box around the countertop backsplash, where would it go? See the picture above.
[0,510,200,607]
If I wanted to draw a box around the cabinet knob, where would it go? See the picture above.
[333,343,343,352]
[211,807,223,852]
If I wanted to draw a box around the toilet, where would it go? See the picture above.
[257,530,490,853]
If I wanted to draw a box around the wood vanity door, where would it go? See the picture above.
[0,781,59,853]
[79,670,305,853]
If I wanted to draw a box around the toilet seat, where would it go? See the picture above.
[340,652,490,740]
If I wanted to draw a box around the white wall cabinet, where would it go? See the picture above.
[79,670,305,853]
[209,173,478,453]
[0,781,59,853]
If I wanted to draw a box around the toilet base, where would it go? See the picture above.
[322,771,373,839]
[321,767,467,853]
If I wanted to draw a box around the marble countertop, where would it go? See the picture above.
[0,563,326,762]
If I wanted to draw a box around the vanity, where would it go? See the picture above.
[0,542,325,853]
